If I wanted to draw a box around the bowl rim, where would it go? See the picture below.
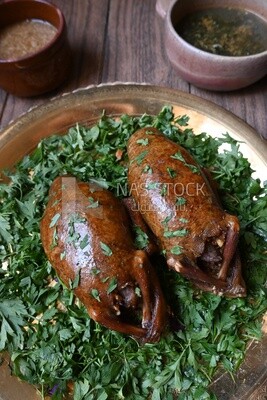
[0,0,66,65]
[166,0,267,61]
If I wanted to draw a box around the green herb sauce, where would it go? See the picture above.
[176,8,267,56]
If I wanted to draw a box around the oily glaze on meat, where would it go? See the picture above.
[40,176,167,342]
[127,127,246,297]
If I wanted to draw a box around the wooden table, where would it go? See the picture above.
[0,0,267,139]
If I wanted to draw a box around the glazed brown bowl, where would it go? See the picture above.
[164,0,267,91]
[0,0,71,97]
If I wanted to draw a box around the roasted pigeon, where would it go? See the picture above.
[127,127,246,297]
[40,176,167,342]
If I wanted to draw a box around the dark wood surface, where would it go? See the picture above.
[0,0,267,139]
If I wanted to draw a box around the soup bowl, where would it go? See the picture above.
[0,0,71,97]
[164,0,267,91]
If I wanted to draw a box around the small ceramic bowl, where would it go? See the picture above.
[0,0,71,97]
[156,0,172,19]
[164,0,267,91]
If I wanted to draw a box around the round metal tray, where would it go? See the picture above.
[0,83,266,400]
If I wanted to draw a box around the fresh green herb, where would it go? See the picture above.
[79,234,90,250]
[49,213,61,228]
[70,269,81,290]
[100,242,113,256]
[170,245,183,255]
[175,115,189,126]
[142,164,153,174]
[0,106,266,400]
[134,226,149,250]
[171,151,199,173]
[51,228,58,248]
[0,214,12,243]
[146,182,158,190]
[91,289,100,302]
[187,164,200,173]
[160,183,168,196]
[0,299,28,351]
[66,214,86,245]
[164,228,188,238]
[176,196,187,206]
[66,227,80,244]
[51,199,60,207]
[87,197,99,208]
[107,277,118,294]
[145,129,155,135]
[167,167,177,178]
[136,138,149,146]
[91,267,101,275]
[171,151,186,163]
[130,150,148,165]
[162,213,174,226]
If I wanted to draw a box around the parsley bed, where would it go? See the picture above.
[0,107,266,400]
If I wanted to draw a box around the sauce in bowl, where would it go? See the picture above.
[176,8,267,56]
[0,19,57,60]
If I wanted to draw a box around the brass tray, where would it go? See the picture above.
[0,83,266,400]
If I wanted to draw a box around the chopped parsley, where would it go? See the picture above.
[164,228,188,238]
[70,269,81,289]
[170,245,183,255]
[142,164,153,174]
[100,242,113,256]
[79,233,90,250]
[162,213,174,226]
[146,182,159,190]
[87,197,99,208]
[171,151,186,163]
[91,267,101,275]
[130,150,148,165]
[51,228,58,248]
[49,212,61,228]
[0,106,266,400]
[136,138,149,146]
[145,129,155,135]
[171,151,200,173]
[160,183,168,196]
[91,288,100,302]
[134,226,149,250]
[176,196,187,206]
[66,214,86,245]
[107,277,118,294]
[167,167,177,178]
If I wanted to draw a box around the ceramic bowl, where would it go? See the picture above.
[156,0,172,19]
[164,0,267,91]
[0,0,71,97]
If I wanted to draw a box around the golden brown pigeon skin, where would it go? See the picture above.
[40,176,167,342]
[127,127,246,298]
